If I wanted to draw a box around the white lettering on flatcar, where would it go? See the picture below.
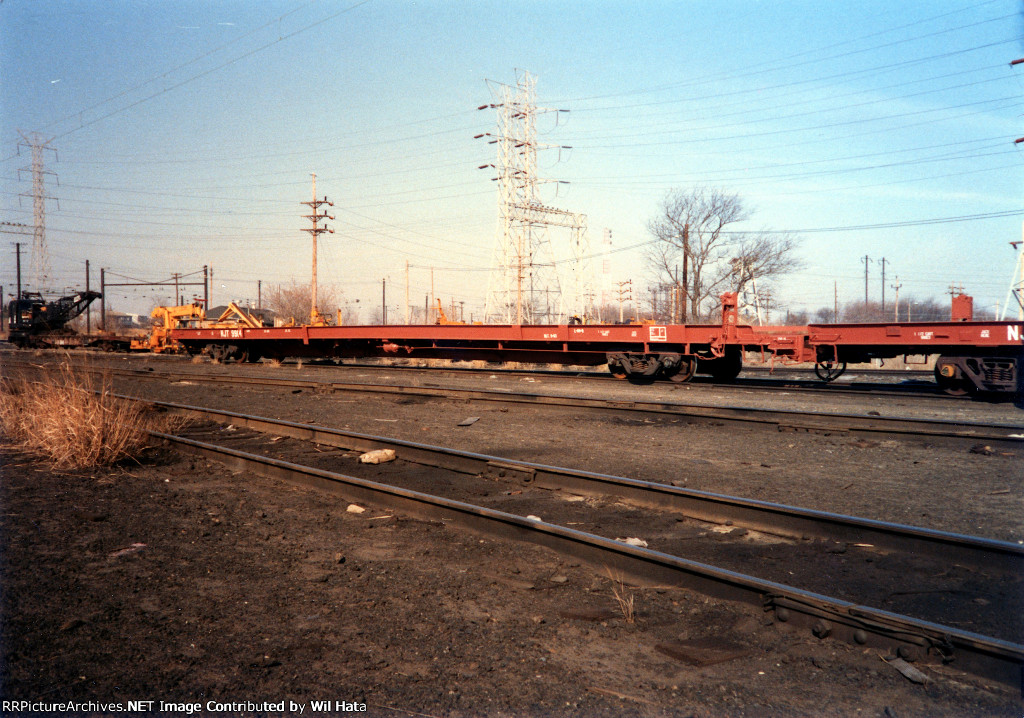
[980,330,990,339]
[1010,325,1021,342]
[218,329,242,339]
[915,331,934,341]
[599,330,610,337]
[649,326,667,342]
[543,332,558,339]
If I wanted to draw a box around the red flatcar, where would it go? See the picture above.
[173,292,1023,397]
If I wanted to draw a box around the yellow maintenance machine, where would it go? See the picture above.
[131,301,267,353]
[131,303,206,353]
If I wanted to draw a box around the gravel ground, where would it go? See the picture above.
[1,351,1022,717]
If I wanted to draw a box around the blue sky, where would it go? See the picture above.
[1,0,1022,322]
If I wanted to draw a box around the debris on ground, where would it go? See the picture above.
[882,655,930,684]
[359,448,396,464]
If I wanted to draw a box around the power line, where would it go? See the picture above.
[0,0,377,160]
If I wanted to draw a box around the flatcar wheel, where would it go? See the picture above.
[934,367,969,396]
[814,360,847,382]
[703,352,743,382]
[667,357,696,383]
[608,363,627,380]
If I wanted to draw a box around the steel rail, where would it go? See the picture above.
[136,396,1024,578]
[321,361,951,399]
[151,428,1024,689]
[0,351,954,402]
[71,362,1024,449]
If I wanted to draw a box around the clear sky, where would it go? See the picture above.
[1,0,1022,322]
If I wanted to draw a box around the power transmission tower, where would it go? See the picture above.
[17,132,58,290]
[478,70,591,324]
[301,173,334,324]
[1001,237,1024,320]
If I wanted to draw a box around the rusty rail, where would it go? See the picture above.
[153,428,1024,690]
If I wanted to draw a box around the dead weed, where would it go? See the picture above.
[0,362,167,469]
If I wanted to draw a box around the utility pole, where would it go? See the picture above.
[891,277,902,321]
[861,255,871,306]
[382,278,387,325]
[680,223,689,323]
[615,279,632,323]
[301,173,334,324]
[100,268,105,331]
[404,260,410,324]
[85,259,91,334]
[15,243,22,307]
[258,280,262,313]
[833,281,838,323]
[878,257,887,316]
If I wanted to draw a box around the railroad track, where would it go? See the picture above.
[135,399,1023,689]
[0,347,956,401]
[6,354,1020,687]
[327,360,951,400]
[7,357,1022,450]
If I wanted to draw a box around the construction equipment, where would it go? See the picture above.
[130,303,206,353]
[6,290,102,348]
[209,302,264,329]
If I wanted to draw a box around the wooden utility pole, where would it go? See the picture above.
[85,259,91,334]
[15,243,22,307]
[862,255,871,306]
[680,223,689,323]
[301,173,334,323]
[615,279,632,323]
[891,277,902,321]
[879,257,887,315]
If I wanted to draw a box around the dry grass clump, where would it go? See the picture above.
[0,364,160,469]
[603,567,637,624]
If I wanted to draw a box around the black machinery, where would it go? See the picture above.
[6,290,102,347]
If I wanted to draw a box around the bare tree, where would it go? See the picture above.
[646,187,801,321]
[264,282,344,324]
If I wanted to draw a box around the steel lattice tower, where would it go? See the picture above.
[480,71,593,324]
[17,132,57,290]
